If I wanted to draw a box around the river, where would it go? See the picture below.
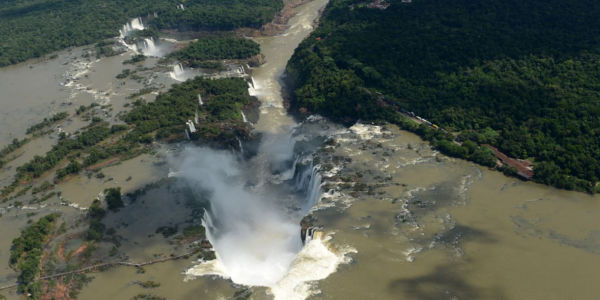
[2,0,600,299]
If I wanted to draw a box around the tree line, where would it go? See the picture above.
[0,0,281,66]
[287,0,600,192]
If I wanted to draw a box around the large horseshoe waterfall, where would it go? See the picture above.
[178,0,349,299]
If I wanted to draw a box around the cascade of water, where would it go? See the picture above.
[119,17,145,38]
[293,158,323,212]
[247,82,257,97]
[237,137,245,155]
[138,37,161,57]
[241,111,248,123]
[169,63,186,81]
[198,94,204,105]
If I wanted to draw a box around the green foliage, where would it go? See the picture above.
[95,41,121,58]
[170,37,260,67]
[10,214,57,298]
[123,54,147,65]
[17,124,111,179]
[131,294,166,300]
[31,181,53,195]
[288,0,600,192]
[104,187,123,211]
[124,77,253,142]
[0,0,282,66]
[116,69,133,79]
[87,199,106,241]
[138,280,161,288]
[183,225,205,237]
[26,112,68,134]
[0,138,29,167]
[55,160,83,179]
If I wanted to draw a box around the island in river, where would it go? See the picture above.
[1,0,600,300]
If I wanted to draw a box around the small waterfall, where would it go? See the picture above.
[170,63,185,81]
[138,37,161,57]
[178,3,185,10]
[247,77,258,96]
[186,120,197,133]
[118,17,146,53]
[303,227,321,244]
[237,137,245,155]
[293,157,323,212]
[119,17,145,38]
[198,94,204,106]
[194,110,199,125]
[241,111,248,123]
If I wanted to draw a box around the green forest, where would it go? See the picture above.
[10,214,57,298]
[287,0,600,192]
[169,37,260,67]
[0,0,281,66]
[124,76,255,144]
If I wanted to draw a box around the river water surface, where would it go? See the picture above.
[2,0,600,299]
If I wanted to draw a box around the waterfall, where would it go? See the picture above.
[186,120,197,133]
[119,17,145,38]
[241,111,248,123]
[117,17,146,54]
[138,37,161,57]
[198,94,204,106]
[169,63,186,81]
[237,137,245,155]
[247,82,257,97]
[247,77,258,96]
[293,158,323,212]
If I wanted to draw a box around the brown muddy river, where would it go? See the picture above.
[1,0,600,299]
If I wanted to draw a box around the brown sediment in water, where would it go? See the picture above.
[304,123,600,300]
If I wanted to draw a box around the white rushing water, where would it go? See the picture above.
[180,0,353,299]
[178,148,304,286]
[119,17,145,38]
[137,37,161,57]
[169,63,201,82]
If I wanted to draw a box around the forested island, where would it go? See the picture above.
[168,36,261,68]
[0,0,282,66]
[287,0,600,192]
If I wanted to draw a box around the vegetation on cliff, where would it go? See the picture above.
[287,0,600,192]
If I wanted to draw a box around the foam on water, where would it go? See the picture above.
[186,233,355,300]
